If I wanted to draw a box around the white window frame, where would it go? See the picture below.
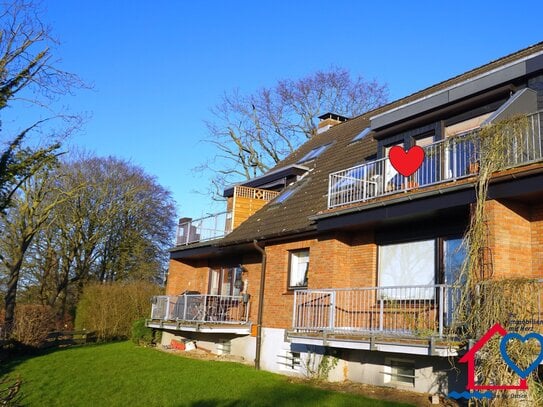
[288,249,309,289]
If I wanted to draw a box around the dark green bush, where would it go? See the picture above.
[131,318,159,346]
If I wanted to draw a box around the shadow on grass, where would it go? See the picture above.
[183,382,413,407]
[0,341,119,376]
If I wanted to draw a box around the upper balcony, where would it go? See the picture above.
[176,186,280,246]
[177,211,232,246]
[328,111,543,209]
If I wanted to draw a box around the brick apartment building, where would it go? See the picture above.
[147,42,543,395]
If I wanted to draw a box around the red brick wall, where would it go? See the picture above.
[166,259,209,295]
[486,199,542,279]
[259,233,377,329]
[530,203,543,278]
[164,199,543,331]
[261,238,317,328]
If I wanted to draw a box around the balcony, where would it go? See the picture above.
[328,111,543,209]
[290,280,543,355]
[176,211,232,245]
[147,294,251,334]
[292,285,458,339]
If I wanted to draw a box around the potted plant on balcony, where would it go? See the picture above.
[402,180,419,190]
[468,160,480,174]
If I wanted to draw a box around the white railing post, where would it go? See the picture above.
[379,296,384,332]
[164,297,170,321]
[203,295,208,322]
[329,291,336,331]
[438,285,444,338]
[292,291,298,329]
[328,174,333,209]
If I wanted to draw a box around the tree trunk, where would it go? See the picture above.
[4,263,22,337]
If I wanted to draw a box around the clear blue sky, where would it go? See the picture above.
[37,0,541,220]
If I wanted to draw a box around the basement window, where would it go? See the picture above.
[297,143,331,163]
[278,351,301,371]
[384,358,415,386]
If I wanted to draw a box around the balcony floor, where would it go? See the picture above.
[287,330,462,357]
[146,319,251,335]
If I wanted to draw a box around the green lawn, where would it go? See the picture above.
[0,342,413,406]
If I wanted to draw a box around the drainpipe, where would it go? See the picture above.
[253,239,266,370]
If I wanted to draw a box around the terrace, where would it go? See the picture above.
[289,280,543,356]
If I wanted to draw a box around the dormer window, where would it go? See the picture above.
[297,143,331,163]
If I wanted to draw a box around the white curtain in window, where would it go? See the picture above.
[379,240,435,299]
[290,250,309,287]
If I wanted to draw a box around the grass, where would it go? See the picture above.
[0,342,414,406]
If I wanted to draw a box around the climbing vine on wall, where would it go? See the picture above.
[449,116,543,405]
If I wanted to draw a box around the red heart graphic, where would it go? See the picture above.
[388,146,425,177]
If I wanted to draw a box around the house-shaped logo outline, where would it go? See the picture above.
[458,323,527,391]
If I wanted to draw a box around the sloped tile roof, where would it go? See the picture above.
[176,41,543,250]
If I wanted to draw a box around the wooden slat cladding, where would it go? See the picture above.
[232,186,280,229]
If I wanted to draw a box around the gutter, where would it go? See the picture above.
[252,239,267,370]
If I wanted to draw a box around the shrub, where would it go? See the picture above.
[75,281,162,341]
[11,304,56,347]
[131,318,159,346]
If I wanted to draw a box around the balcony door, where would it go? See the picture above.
[444,113,493,179]
[208,267,243,296]
[443,237,467,326]
[415,135,436,186]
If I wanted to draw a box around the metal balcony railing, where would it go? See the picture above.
[292,285,459,338]
[150,294,250,324]
[176,211,232,245]
[293,280,543,339]
[328,111,543,208]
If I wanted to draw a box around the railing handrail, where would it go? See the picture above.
[178,211,231,226]
[295,283,454,294]
[153,294,244,300]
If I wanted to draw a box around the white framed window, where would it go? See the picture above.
[378,240,435,299]
[384,357,415,386]
[288,249,309,289]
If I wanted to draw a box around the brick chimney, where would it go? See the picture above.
[317,112,349,134]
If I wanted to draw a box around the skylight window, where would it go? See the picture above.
[275,188,297,204]
[297,143,331,163]
[352,127,371,142]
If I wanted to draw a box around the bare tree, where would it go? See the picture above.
[199,67,388,195]
[0,162,74,335]
[0,0,85,212]
[19,155,176,320]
